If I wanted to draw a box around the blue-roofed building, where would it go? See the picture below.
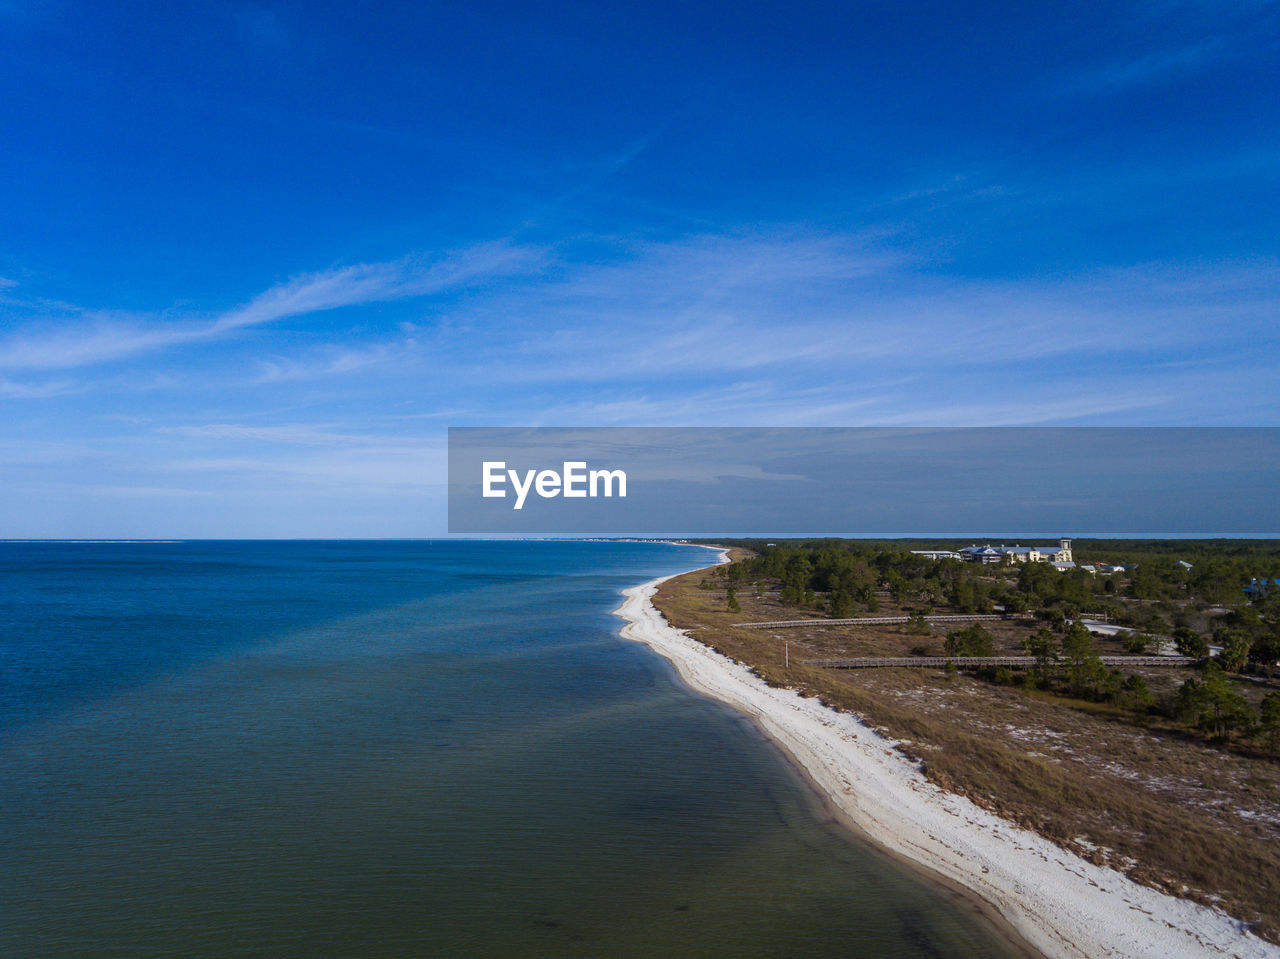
[959,545,1007,565]
[957,539,1073,566]
[1244,578,1280,598]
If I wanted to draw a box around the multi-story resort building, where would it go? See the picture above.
[912,539,1075,570]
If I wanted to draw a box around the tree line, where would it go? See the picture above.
[706,539,1280,750]
[711,539,1280,671]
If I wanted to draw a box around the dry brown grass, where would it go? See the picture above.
[655,558,1280,943]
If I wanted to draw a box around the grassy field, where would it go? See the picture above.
[652,549,1280,943]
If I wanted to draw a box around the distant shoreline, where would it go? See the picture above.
[616,550,1278,959]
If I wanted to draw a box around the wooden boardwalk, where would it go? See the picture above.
[735,613,1014,629]
[803,655,1200,670]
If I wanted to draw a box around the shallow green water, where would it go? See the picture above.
[0,540,1019,957]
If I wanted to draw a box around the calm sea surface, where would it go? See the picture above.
[0,540,1018,958]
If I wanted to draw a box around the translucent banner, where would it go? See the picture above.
[447,427,1280,536]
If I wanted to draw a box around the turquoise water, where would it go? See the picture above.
[0,541,1018,957]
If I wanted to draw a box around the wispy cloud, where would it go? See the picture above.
[0,374,80,399]
[0,239,544,374]
[158,422,414,447]
[211,241,540,333]
[249,339,408,384]
[440,236,1280,386]
[1057,38,1228,95]
[162,443,447,492]
[5,228,1278,434]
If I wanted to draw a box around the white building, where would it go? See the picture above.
[956,539,1074,566]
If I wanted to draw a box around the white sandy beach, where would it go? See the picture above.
[615,556,1280,959]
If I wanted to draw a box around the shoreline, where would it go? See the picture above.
[615,554,1279,959]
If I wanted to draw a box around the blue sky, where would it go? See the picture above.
[1,1,1278,536]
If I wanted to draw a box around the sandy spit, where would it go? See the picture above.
[614,559,1278,959]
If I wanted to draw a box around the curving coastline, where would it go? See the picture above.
[614,555,1280,959]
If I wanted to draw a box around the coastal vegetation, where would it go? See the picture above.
[652,540,1280,943]
[716,539,1280,746]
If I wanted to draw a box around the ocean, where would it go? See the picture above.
[0,540,1018,958]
